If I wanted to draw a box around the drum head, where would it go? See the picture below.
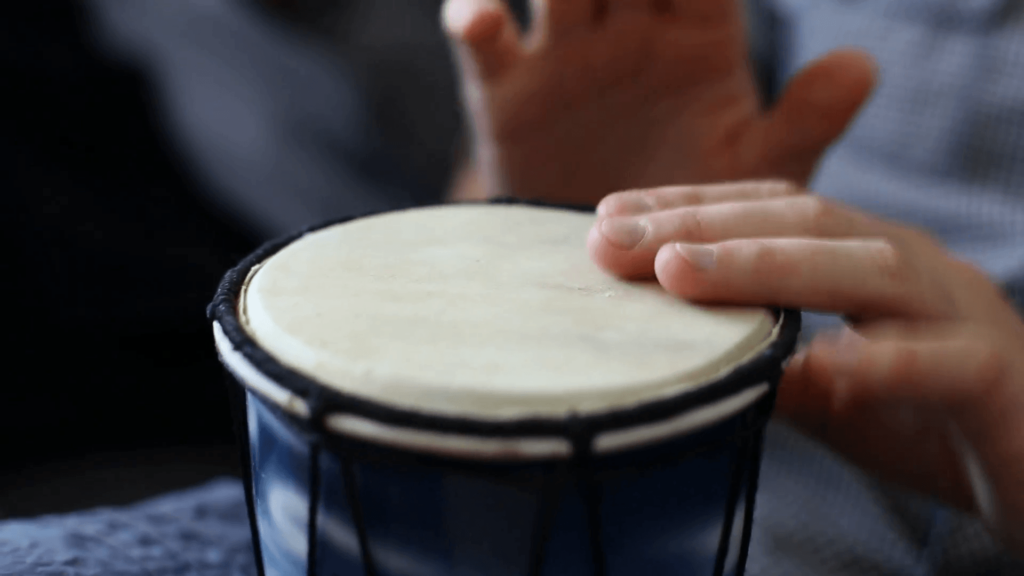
[237,204,778,420]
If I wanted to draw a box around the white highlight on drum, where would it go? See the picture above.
[213,321,311,418]
[320,384,768,459]
[318,509,444,576]
[263,480,311,564]
[593,384,770,455]
[323,414,573,460]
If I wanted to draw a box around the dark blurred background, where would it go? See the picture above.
[0,0,522,517]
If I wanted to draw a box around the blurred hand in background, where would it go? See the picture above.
[443,0,874,205]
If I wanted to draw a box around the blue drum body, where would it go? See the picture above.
[210,208,802,576]
[241,389,775,576]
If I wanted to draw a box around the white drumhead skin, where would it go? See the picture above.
[239,204,777,420]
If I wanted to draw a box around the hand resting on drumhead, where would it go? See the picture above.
[589,181,1024,553]
[441,0,875,204]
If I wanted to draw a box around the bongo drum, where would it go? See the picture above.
[209,202,801,576]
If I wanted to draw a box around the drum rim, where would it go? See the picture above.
[208,200,802,441]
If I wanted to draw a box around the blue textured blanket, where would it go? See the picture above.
[0,478,255,576]
[3,425,1020,576]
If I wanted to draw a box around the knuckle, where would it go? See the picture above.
[869,240,908,285]
[659,185,700,208]
[674,208,709,242]
[951,257,992,286]
[866,239,927,313]
[971,338,1008,387]
[901,225,942,250]
[893,230,978,316]
[639,187,666,209]
[745,239,785,278]
[796,196,838,236]
[887,345,922,384]
[756,178,803,198]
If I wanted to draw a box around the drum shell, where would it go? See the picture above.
[225,374,779,576]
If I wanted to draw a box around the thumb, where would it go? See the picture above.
[755,49,877,185]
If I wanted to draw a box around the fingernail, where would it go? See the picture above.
[600,218,649,250]
[674,243,716,270]
[598,195,655,217]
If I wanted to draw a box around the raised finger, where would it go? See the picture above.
[443,0,524,81]
[590,195,887,278]
[653,238,941,319]
[756,49,877,185]
[596,180,802,217]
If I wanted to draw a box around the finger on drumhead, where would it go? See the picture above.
[800,326,1006,411]
[590,196,813,278]
[443,0,523,80]
[529,0,596,41]
[589,187,820,278]
[587,223,657,279]
[652,237,935,318]
[598,195,879,255]
[595,180,803,217]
